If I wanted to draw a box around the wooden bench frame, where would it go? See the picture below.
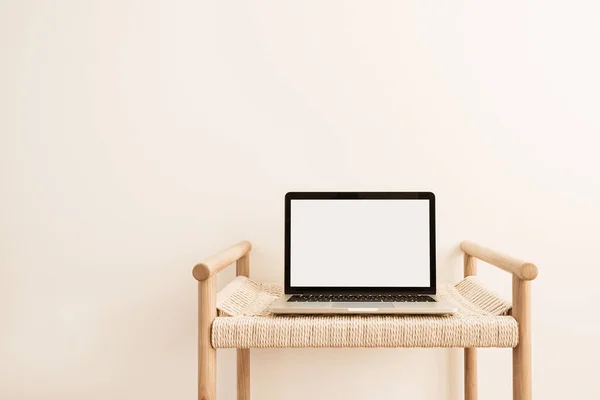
[192,240,538,400]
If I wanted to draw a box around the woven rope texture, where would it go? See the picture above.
[211,276,517,349]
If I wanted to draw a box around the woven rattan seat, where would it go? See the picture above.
[211,276,518,349]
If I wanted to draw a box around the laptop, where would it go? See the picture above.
[269,192,457,315]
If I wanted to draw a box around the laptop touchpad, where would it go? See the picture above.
[337,302,395,308]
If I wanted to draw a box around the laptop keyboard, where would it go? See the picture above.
[287,294,436,303]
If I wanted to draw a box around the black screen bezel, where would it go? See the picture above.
[284,192,436,295]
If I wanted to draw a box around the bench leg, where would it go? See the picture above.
[465,348,477,400]
[238,349,250,399]
[236,254,251,399]
[463,253,478,400]
[512,276,532,400]
[199,278,217,400]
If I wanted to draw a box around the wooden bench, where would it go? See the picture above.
[192,240,538,400]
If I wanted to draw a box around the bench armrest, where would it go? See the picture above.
[192,241,252,281]
[461,240,538,281]
[194,241,252,395]
[461,239,537,397]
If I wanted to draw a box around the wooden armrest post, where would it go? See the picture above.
[236,253,251,400]
[460,241,536,400]
[194,241,252,400]
[512,276,532,400]
[464,253,478,400]
[198,276,216,400]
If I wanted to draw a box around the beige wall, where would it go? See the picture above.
[2,1,599,399]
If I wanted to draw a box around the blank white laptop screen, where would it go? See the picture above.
[290,199,431,287]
